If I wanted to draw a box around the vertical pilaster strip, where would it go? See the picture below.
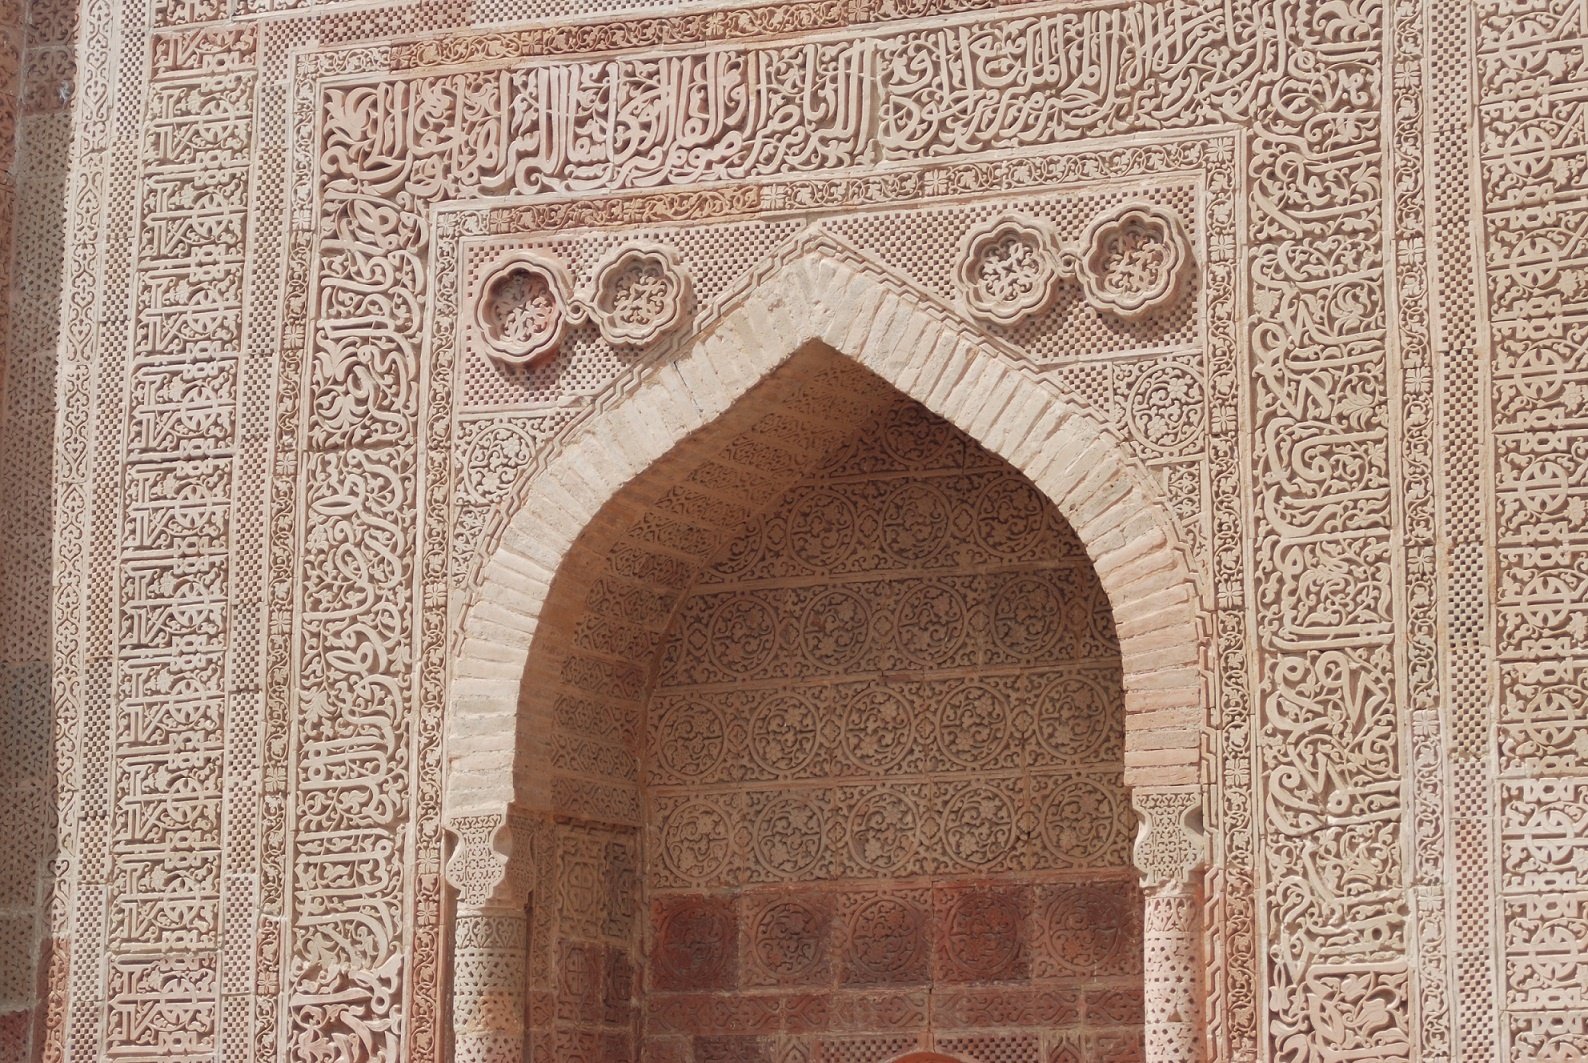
[1389,0,1454,1057]
[1429,3,1495,1063]
[0,0,80,1052]
[285,48,415,1063]
[1469,4,1588,1062]
[1134,787,1208,1063]
[1145,883,1205,1063]
[47,0,118,1056]
[1243,0,1413,1054]
[452,911,528,1063]
[105,25,256,1063]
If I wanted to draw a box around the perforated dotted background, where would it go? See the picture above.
[459,180,1202,411]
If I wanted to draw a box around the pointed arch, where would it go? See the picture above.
[442,248,1212,1063]
[445,251,1205,832]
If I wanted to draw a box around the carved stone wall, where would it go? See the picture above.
[1476,12,1588,1063]
[12,0,1583,1061]
[530,820,639,1063]
[633,391,1142,1063]
[0,0,75,1058]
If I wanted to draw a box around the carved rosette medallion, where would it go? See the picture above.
[956,206,1192,327]
[589,242,691,346]
[1074,204,1191,319]
[476,254,574,366]
[955,215,1064,326]
[1127,362,1207,454]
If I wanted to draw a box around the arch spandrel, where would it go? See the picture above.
[445,247,1208,856]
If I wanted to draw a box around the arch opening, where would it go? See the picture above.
[445,258,1208,1063]
[501,351,1145,1063]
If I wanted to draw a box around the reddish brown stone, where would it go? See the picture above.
[939,1033,1041,1063]
[934,885,1029,983]
[744,892,832,986]
[606,840,642,939]
[0,1011,31,1063]
[638,1035,689,1061]
[604,947,636,1024]
[640,1039,690,1063]
[558,941,604,1023]
[814,1034,923,1063]
[599,1032,635,1063]
[556,1026,604,1063]
[934,984,1036,1027]
[839,891,930,986]
[1086,1027,1145,1063]
[1032,985,1083,1026]
[1083,985,1144,1026]
[647,993,782,1035]
[1048,1032,1086,1063]
[528,989,557,1029]
[783,992,832,1033]
[828,989,930,1031]
[696,1035,770,1063]
[645,993,698,1035]
[1034,882,1141,979]
[653,895,738,991]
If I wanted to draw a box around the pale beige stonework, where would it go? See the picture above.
[0,1,1579,1063]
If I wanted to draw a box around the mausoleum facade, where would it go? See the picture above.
[0,1,1578,1063]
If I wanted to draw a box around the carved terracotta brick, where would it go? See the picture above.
[558,941,604,1024]
[933,885,1031,985]
[839,892,934,988]
[826,990,929,1032]
[744,894,834,988]
[641,1038,690,1063]
[1084,986,1146,1028]
[603,947,636,1025]
[695,1035,771,1063]
[782,993,832,1035]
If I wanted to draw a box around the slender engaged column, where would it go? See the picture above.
[1132,787,1208,1063]
[453,907,528,1063]
[1144,879,1204,1063]
[446,810,537,1063]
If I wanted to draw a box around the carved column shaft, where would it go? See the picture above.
[453,908,528,1063]
[1132,787,1208,1063]
[1144,880,1204,1063]
[447,811,538,1063]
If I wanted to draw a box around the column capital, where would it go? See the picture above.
[444,805,543,910]
[1132,786,1207,890]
